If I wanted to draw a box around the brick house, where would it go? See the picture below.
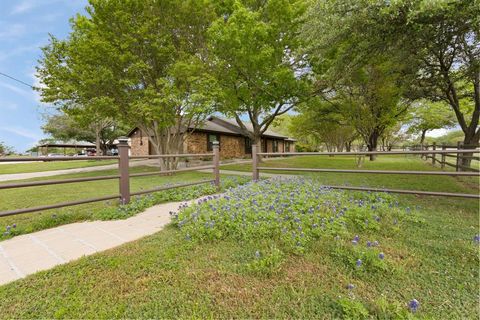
[128,116,295,158]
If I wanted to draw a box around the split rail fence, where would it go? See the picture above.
[251,145,480,199]
[0,139,221,218]
[409,143,479,172]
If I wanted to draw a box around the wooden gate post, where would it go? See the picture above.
[432,142,436,165]
[212,141,220,190]
[252,144,259,181]
[441,143,446,169]
[117,137,130,204]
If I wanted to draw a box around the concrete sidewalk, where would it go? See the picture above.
[0,199,188,286]
[0,160,156,182]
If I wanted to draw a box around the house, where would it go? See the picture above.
[128,116,295,158]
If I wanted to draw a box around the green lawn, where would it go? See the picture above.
[0,159,118,174]
[224,155,479,194]
[0,156,477,318]
[0,166,247,240]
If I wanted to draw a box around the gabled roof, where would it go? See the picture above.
[207,116,290,139]
[128,116,294,140]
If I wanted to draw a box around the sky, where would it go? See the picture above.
[0,0,87,152]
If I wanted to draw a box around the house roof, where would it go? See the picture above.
[38,140,96,148]
[128,116,294,140]
[208,116,289,139]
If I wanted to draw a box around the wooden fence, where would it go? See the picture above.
[251,145,480,199]
[0,139,221,217]
[408,142,480,172]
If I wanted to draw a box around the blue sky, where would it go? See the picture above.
[0,0,87,152]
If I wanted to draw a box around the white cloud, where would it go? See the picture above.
[0,126,41,141]
[0,24,26,39]
[10,1,35,15]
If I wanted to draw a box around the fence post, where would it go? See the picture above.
[252,144,259,181]
[432,142,436,165]
[212,141,220,190]
[441,143,446,170]
[117,137,130,205]
[456,141,461,172]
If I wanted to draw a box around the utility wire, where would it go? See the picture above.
[0,71,34,89]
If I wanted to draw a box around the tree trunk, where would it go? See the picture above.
[95,125,102,156]
[419,129,427,145]
[367,132,379,161]
[460,133,480,170]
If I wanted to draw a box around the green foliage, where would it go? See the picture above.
[0,141,14,155]
[242,246,284,276]
[94,176,250,220]
[208,0,308,142]
[175,178,417,255]
[407,100,456,143]
[37,0,218,163]
[337,298,369,320]
[301,0,479,145]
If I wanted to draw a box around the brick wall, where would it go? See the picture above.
[184,132,208,154]
[185,132,248,159]
[130,129,149,156]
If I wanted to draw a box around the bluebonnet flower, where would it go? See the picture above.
[6,226,11,231]
[373,240,379,247]
[378,252,385,260]
[352,239,358,245]
[366,241,372,248]
[474,234,480,244]
[353,235,359,242]
[356,259,362,267]
[255,251,261,259]
[408,299,419,313]
[12,224,16,228]
[346,283,355,290]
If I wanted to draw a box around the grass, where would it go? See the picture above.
[0,159,118,174]
[223,155,479,194]
[0,157,477,318]
[0,166,248,240]
[0,177,477,318]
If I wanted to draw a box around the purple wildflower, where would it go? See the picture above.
[346,283,355,290]
[366,241,372,248]
[373,240,379,247]
[378,252,385,260]
[474,234,480,244]
[408,299,419,313]
[352,239,358,245]
[255,251,261,259]
[356,259,362,267]
[6,226,11,231]
[354,235,359,241]
[12,224,16,228]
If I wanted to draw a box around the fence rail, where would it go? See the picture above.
[409,142,479,172]
[0,138,221,217]
[251,145,480,199]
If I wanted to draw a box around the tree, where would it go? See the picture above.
[407,101,456,145]
[42,113,126,155]
[37,0,217,170]
[0,141,14,156]
[301,0,479,166]
[289,101,357,152]
[208,0,308,146]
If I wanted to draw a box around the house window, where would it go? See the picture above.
[273,140,278,153]
[245,138,252,154]
[207,133,220,151]
[285,142,290,152]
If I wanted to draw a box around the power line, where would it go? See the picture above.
[0,71,34,89]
